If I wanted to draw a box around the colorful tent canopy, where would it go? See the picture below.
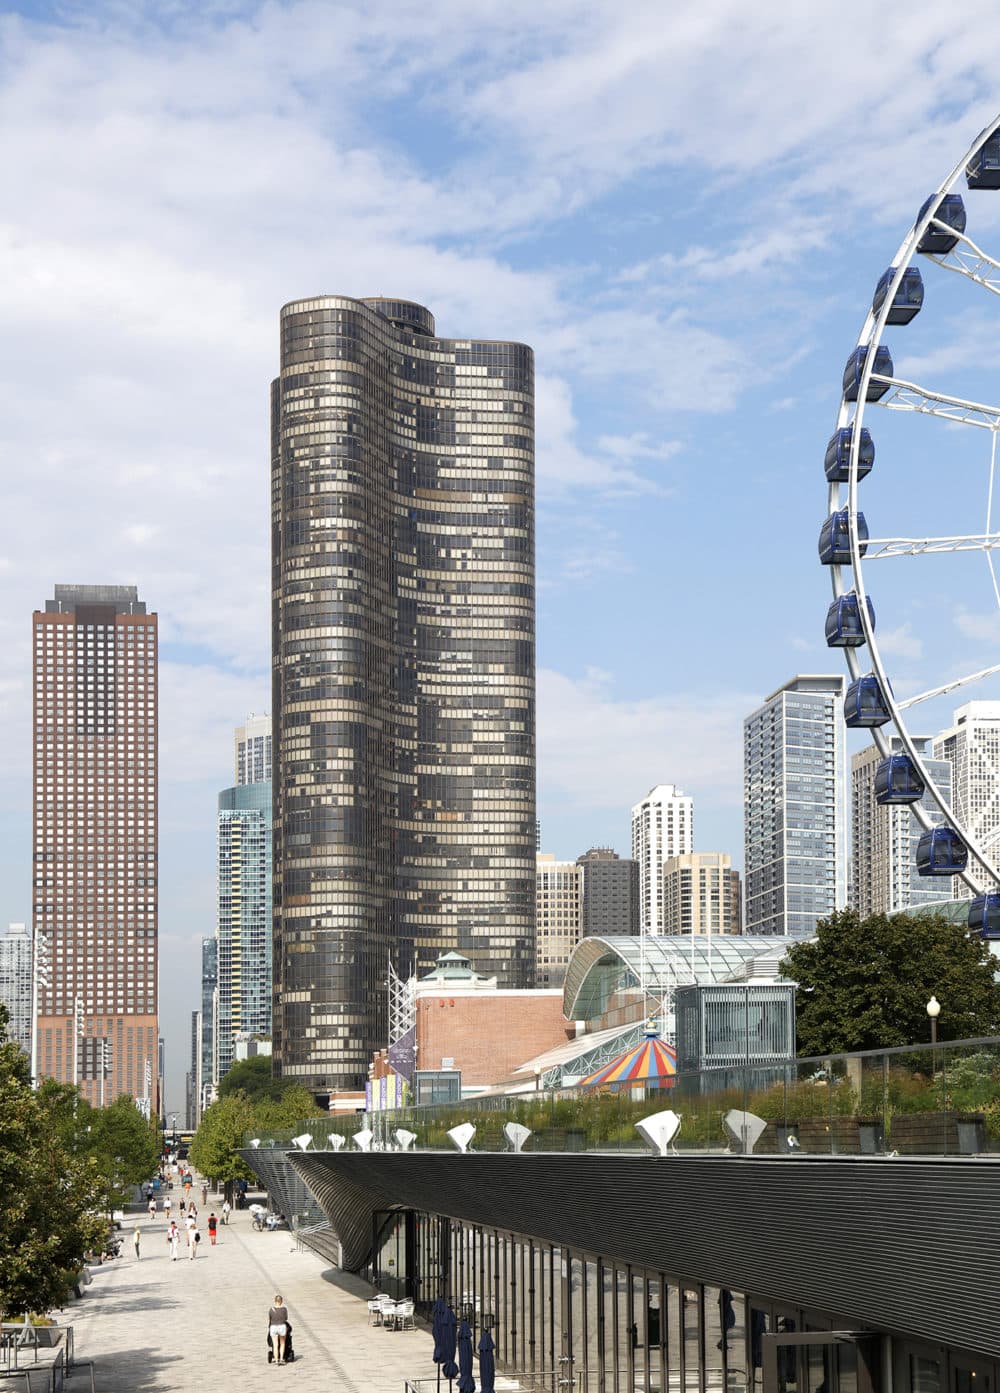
[579,1035,677,1090]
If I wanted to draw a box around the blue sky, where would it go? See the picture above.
[3,1,1000,1111]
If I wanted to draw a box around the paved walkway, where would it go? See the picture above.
[64,1189,433,1392]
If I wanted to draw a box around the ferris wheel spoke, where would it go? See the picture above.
[863,532,1000,557]
[869,376,1000,430]
[924,228,1000,298]
[896,663,1000,709]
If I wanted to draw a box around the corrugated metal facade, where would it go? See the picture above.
[282,1150,1000,1359]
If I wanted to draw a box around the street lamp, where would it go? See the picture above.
[533,1066,542,1092]
[927,995,941,1073]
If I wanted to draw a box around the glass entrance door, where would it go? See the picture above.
[761,1332,879,1393]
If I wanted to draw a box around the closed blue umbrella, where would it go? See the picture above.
[477,1329,495,1393]
[432,1299,449,1364]
[442,1307,459,1381]
[457,1319,476,1393]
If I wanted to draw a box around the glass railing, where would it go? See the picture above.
[249,1036,1000,1159]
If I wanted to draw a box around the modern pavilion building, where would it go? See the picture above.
[270,296,536,1094]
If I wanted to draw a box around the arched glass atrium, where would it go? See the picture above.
[564,935,800,1026]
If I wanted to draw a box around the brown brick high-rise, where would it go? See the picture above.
[32,585,158,1109]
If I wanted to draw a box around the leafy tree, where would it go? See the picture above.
[781,908,1000,1055]
[253,1085,327,1133]
[189,1092,257,1198]
[0,1015,105,1319]
[85,1095,162,1214]
[217,1053,282,1103]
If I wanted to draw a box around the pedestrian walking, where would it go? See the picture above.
[179,1197,186,1217]
[188,1201,198,1221]
[189,1226,200,1260]
[201,1184,208,1205]
[164,1196,172,1219]
[208,1213,218,1246]
[268,1294,290,1366]
[133,1225,141,1260]
[221,1200,231,1226]
[167,1221,179,1261]
[147,1197,156,1221]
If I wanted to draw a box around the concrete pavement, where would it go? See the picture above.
[64,1192,433,1392]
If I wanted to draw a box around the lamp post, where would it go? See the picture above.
[926,995,941,1074]
[533,1066,541,1092]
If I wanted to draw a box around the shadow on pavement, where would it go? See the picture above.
[93,1347,184,1392]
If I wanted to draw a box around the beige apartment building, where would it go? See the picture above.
[535,853,582,988]
[662,852,742,936]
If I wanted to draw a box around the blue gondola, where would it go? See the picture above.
[824,427,874,483]
[874,754,924,805]
[916,827,968,876]
[872,267,924,325]
[818,509,869,565]
[843,346,893,402]
[915,194,966,254]
[966,136,1000,189]
[968,894,1000,937]
[845,674,891,728]
[825,593,875,647]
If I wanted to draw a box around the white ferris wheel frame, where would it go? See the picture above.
[831,112,1000,896]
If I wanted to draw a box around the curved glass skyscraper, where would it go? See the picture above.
[271,296,535,1093]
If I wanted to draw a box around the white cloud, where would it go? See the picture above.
[536,377,677,496]
[876,623,924,661]
[955,606,1000,645]
[538,667,754,811]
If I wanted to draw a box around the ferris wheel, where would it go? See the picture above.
[821,113,1000,935]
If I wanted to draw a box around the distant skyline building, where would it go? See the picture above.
[199,936,216,1112]
[216,715,272,1085]
[535,853,582,989]
[662,852,742,936]
[576,847,639,937]
[743,674,847,936]
[0,922,32,1056]
[934,701,1000,895]
[32,584,158,1106]
[852,737,955,916]
[236,712,271,787]
[271,295,536,1093]
[631,785,694,935]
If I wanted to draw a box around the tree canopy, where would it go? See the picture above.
[780,908,1000,1055]
[217,1053,282,1102]
[0,1014,105,1319]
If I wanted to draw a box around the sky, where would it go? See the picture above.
[4,2,1000,1113]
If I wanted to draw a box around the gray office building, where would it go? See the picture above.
[199,936,216,1106]
[744,675,848,936]
[271,296,536,1093]
[576,848,639,937]
[852,737,956,915]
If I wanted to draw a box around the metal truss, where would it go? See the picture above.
[925,228,1000,298]
[871,376,1000,431]
[387,958,416,1048]
[863,532,1000,557]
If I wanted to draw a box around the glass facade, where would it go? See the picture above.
[271,296,536,1092]
[216,779,272,1081]
[372,1212,883,1393]
[744,677,847,936]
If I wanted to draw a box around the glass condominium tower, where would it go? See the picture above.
[743,674,847,936]
[271,296,536,1093]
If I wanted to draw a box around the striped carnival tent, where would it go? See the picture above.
[578,1032,677,1090]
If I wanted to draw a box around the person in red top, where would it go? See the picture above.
[208,1213,218,1246]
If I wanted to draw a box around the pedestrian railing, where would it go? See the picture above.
[295,1219,334,1252]
[253,1035,1000,1160]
